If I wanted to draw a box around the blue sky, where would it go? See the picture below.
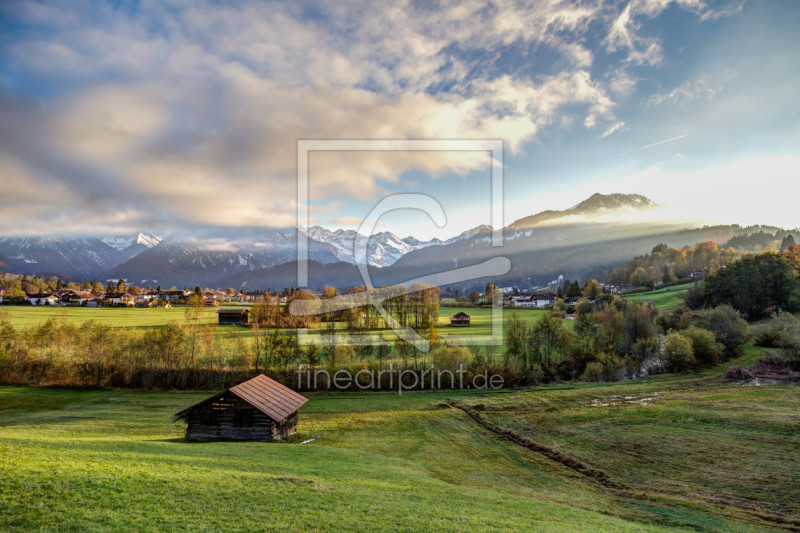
[0,0,797,239]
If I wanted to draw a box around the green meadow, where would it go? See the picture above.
[0,304,567,338]
[0,305,222,329]
[1,348,796,532]
[622,282,695,312]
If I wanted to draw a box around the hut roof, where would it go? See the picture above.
[174,374,307,422]
[217,308,248,315]
[450,311,470,319]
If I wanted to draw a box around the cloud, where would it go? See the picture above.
[648,75,721,105]
[601,121,626,138]
[0,0,735,235]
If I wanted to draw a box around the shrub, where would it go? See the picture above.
[700,305,751,358]
[662,332,695,372]
[580,361,604,382]
[682,326,723,367]
[432,345,471,372]
[575,299,594,317]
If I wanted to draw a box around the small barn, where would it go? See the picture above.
[217,308,249,325]
[173,374,308,442]
[449,311,471,327]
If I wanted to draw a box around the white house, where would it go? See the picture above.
[532,294,556,308]
[26,293,59,306]
[62,291,96,306]
[104,292,135,306]
[510,295,535,307]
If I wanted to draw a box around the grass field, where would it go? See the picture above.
[0,304,567,337]
[1,348,796,531]
[622,282,695,311]
[0,305,222,329]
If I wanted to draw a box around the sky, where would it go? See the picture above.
[0,0,798,240]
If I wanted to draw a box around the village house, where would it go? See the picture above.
[134,294,151,305]
[508,293,557,308]
[532,293,557,308]
[25,292,59,306]
[603,284,636,294]
[0,289,4,304]
[161,290,191,303]
[173,374,308,442]
[510,295,535,307]
[243,291,266,302]
[104,292,135,307]
[449,311,471,327]
[61,290,96,306]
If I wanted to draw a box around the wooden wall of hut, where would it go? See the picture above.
[183,392,298,442]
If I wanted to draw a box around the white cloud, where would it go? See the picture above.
[0,0,737,235]
[648,75,720,105]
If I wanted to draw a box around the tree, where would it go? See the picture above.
[662,332,695,372]
[184,294,204,321]
[106,281,115,293]
[684,282,704,310]
[700,305,750,358]
[530,313,569,372]
[485,283,499,306]
[624,301,657,354]
[116,279,126,293]
[504,312,529,370]
[584,279,602,300]
[704,253,797,318]
[551,298,567,317]
[468,290,480,304]
[566,280,582,298]
[780,235,796,253]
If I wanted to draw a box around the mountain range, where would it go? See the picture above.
[0,193,768,289]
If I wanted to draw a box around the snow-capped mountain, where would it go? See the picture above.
[0,236,131,277]
[304,226,422,267]
[101,232,163,252]
[0,194,664,285]
[106,228,340,287]
[302,225,488,267]
[0,232,164,278]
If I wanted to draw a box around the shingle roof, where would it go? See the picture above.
[217,308,248,315]
[174,374,307,422]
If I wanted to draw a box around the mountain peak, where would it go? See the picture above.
[136,233,163,248]
[571,193,657,212]
[510,193,658,230]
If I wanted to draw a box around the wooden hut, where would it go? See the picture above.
[449,311,471,327]
[173,374,308,442]
[217,308,249,325]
